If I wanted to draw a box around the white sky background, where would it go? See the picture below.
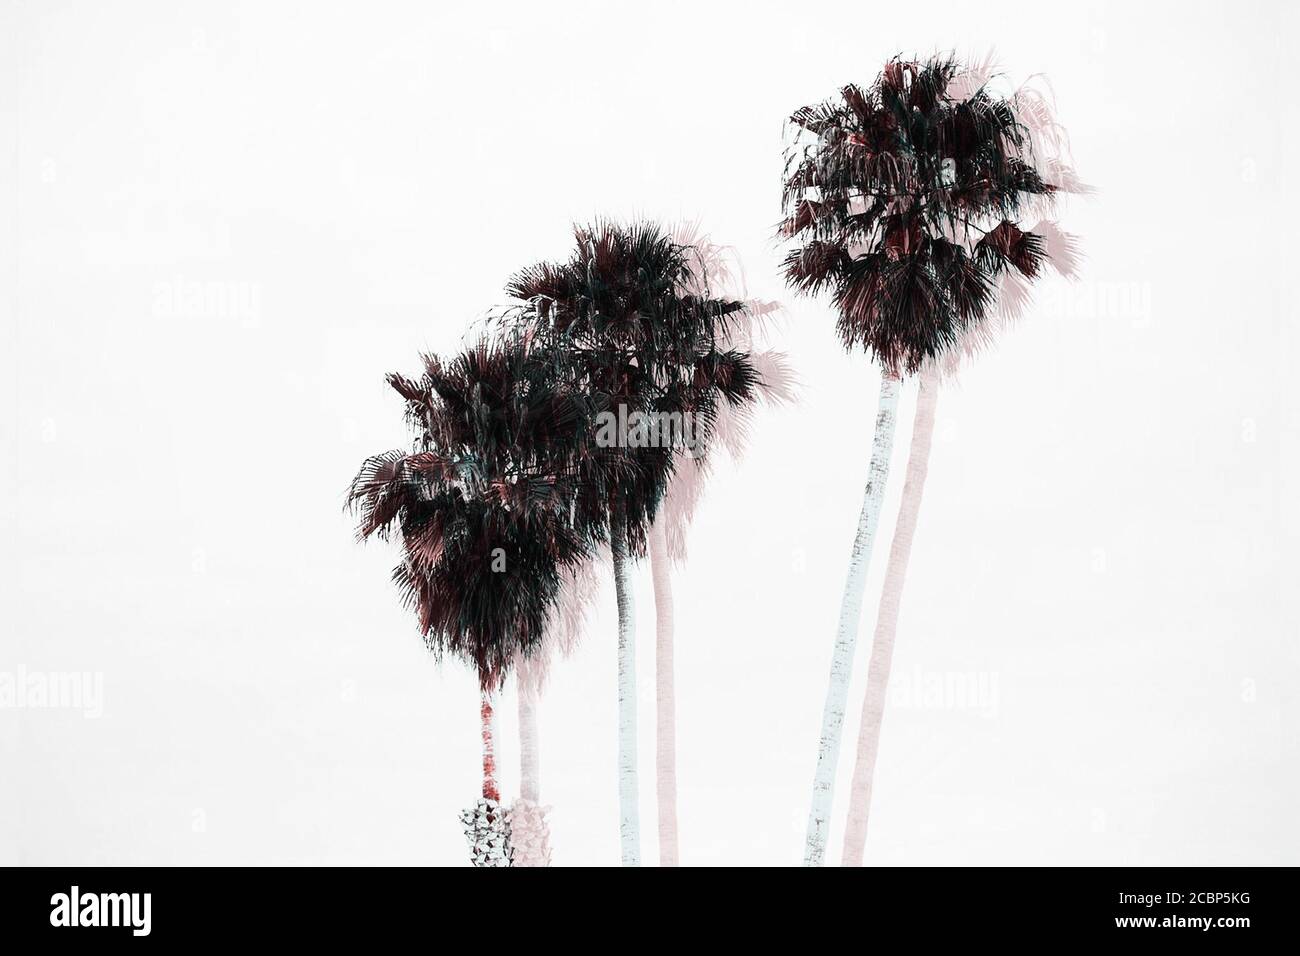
[1,0,1296,865]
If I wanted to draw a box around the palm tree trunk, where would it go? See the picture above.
[481,688,499,802]
[804,372,900,866]
[518,680,540,803]
[648,520,679,866]
[841,367,939,865]
[461,687,513,866]
[610,505,641,865]
[511,670,552,866]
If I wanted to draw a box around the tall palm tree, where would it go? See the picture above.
[507,221,760,865]
[837,63,1085,866]
[782,55,1063,865]
[347,336,595,866]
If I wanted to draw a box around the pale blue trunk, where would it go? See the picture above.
[803,374,900,866]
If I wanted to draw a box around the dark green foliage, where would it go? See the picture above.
[507,221,762,554]
[348,221,769,685]
[781,55,1056,374]
[347,337,593,689]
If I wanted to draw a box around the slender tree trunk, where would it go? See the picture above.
[610,506,641,865]
[804,373,900,866]
[461,686,512,866]
[648,520,679,866]
[517,679,540,803]
[481,688,499,802]
[511,668,552,866]
[841,367,939,865]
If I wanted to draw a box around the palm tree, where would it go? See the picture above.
[782,54,1067,865]
[838,63,1085,866]
[347,336,595,866]
[507,221,760,865]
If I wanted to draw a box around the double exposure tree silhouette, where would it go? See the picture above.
[508,221,760,865]
[347,336,595,866]
[347,52,1082,866]
[782,54,1076,865]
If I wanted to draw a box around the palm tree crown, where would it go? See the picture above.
[507,220,761,550]
[505,219,767,865]
[781,54,1056,374]
[347,337,593,688]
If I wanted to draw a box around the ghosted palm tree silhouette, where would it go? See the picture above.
[347,336,594,866]
[781,54,1080,865]
[508,221,761,864]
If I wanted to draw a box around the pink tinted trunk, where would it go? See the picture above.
[841,368,940,865]
[649,521,679,866]
[481,689,499,802]
[517,680,540,803]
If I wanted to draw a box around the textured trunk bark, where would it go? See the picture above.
[841,367,939,865]
[511,663,551,867]
[518,680,540,804]
[649,520,679,866]
[462,687,512,866]
[804,373,900,866]
[611,506,641,865]
[481,688,499,802]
